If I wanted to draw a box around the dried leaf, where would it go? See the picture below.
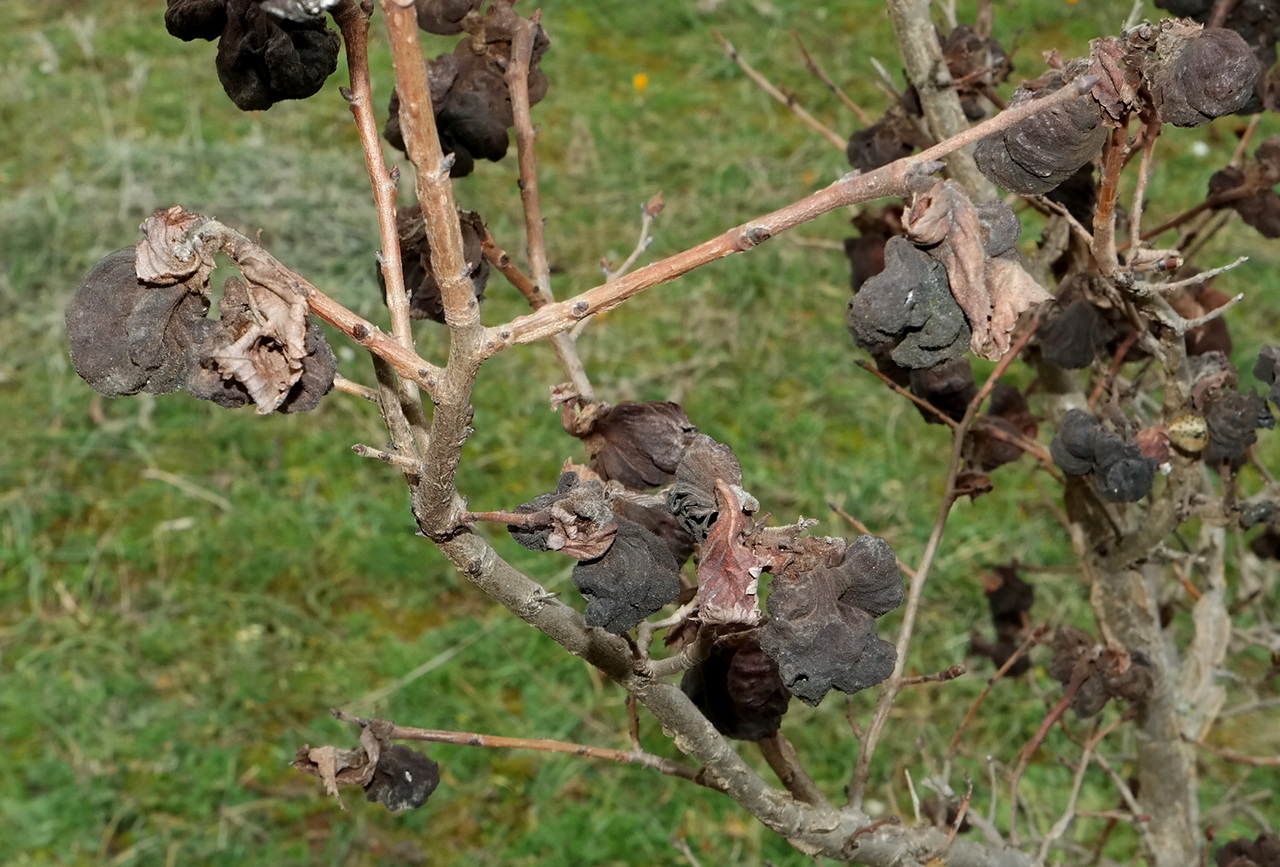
[215,0,340,111]
[696,481,766,627]
[364,745,440,812]
[136,206,214,286]
[568,400,697,489]
[681,631,790,741]
[203,276,311,414]
[571,518,681,634]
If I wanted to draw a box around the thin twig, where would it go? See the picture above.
[713,31,848,151]
[504,12,595,401]
[792,32,873,125]
[925,775,973,862]
[945,625,1050,771]
[1008,670,1088,846]
[352,443,421,471]
[1093,124,1131,275]
[1035,713,1127,862]
[850,320,1041,808]
[758,734,833,809]
[479,224,539,305]
[1186,736,1280,768]
[331,709,713,787]
[332,374,381,403]
[1125,118,1161,269]
[900,664,967,686]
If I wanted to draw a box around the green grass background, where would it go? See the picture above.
[2,1,1278,864]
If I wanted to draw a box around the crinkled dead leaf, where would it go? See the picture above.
[506,472,617,559]
[136,206,214,286]
[204,276,311,414]
[571,518,681,634]
[905,181,1050,360]
[697,481,766,627]
[681,631,790,742]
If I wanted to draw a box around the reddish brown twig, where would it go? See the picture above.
[1186,737,1280,768]
[759,734,833,808]
[1093,124,1131,275]
[1007,668,1089,846]
[479,224,539,305]
[901,664,967,686]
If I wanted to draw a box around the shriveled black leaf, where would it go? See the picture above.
[1148,26,1260,127]
[973,63,1107,195]
[66,247,211,398]
[847,236,970,370]
[846,112,922,172]
[1047,626,1154,717]
[1254,344,1280,410]
[414,0,483,35]
[1214,832,1280,867]
[505,472,615,559]
[1050,409,1103,475]
[667,434,748,542]
[843,204,904,292]
[571,518,681,634]
[215,0,340,111]
[1203,389,1275,463]
[364,744,440,812]
[681,632,790,742]
[612,498,696,568]
[909,358,976,426]
[760,534,902,706]
[165,0,229,41]
[1039,299,1113,369]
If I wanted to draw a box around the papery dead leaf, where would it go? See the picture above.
[696,480,766,626]
[205,276,310,414]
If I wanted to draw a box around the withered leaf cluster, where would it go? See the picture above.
[1209,137,1280,239]
[968,383,1037,473]
[414,0,484,35]
[383,205,489,323]
[1050,409,1158,502]
[1254,344,1280,411]
[1038,295,1115,369]
[506,401,903,713]
[1048,626,1154,717]
[1186,351,1277,464]
[848,180,1048,369]
[67,214,335,414]
[1215,832,1280,867]
[969,564,1034,675]
[975,21,1261,195]
[293,719,439,812]
[164,0,340,111]
[681,631,790,741]
[385,2,549,177]
[1155,0,1280,111]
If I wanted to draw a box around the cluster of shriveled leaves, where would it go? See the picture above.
[384,1,548,177]
[499,399,903,739]
[1047,626,1154,718]
[846,24,1010,171]
[969,564,1035,675]
[66,208,335,414]
[975,20,1261,195]
[1216,831,1280,867]
[164,0,341,110]
[1155,0,1280,112]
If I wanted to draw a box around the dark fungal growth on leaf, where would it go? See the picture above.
[1201,389,1274,464]
[1147,25,1261,127]
[66,247,211,398]
[571,518,681,634]
[384,205,488,323]
[165,0,341,111]
[760,535,902,706]
[847,236,970,370]
[1049,409,1158,502]
[364,745,440,812]
[564,400,696,490]
[973,62,1107,195]
[681,631,790,742]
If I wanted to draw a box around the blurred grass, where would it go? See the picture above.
[1,1,1278,865]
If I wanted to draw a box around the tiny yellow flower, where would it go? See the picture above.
[633,73,650,94]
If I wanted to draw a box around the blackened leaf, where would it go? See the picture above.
[364,745,440,812]
[1148,25,1260,127]
[385,205,488,323]
[681,633,790,742]
[506,472,616,559]
[165,0,229,41]
[215,0,340,111]
[571,518,681,634]
[1255,344,1280,410]
[1039,299,1113,369]
[414,0,483,35]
